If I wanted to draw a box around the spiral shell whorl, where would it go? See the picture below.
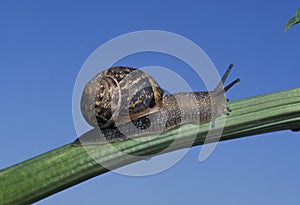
[80,66,165,129]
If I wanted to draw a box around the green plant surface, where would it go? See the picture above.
[285,8,300,31]
[0,88,299,205]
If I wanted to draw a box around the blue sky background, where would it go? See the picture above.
[0,1,300,204]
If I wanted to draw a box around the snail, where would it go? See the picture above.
[72,64,239,146]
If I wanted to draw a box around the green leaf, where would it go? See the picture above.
[0,88,300,204]
[285,8,300,31]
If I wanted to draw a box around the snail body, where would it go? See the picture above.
[73,65,239,145]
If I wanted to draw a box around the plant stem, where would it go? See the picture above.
[0,88,300,205]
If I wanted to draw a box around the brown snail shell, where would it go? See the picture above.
[80,66,165,128]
